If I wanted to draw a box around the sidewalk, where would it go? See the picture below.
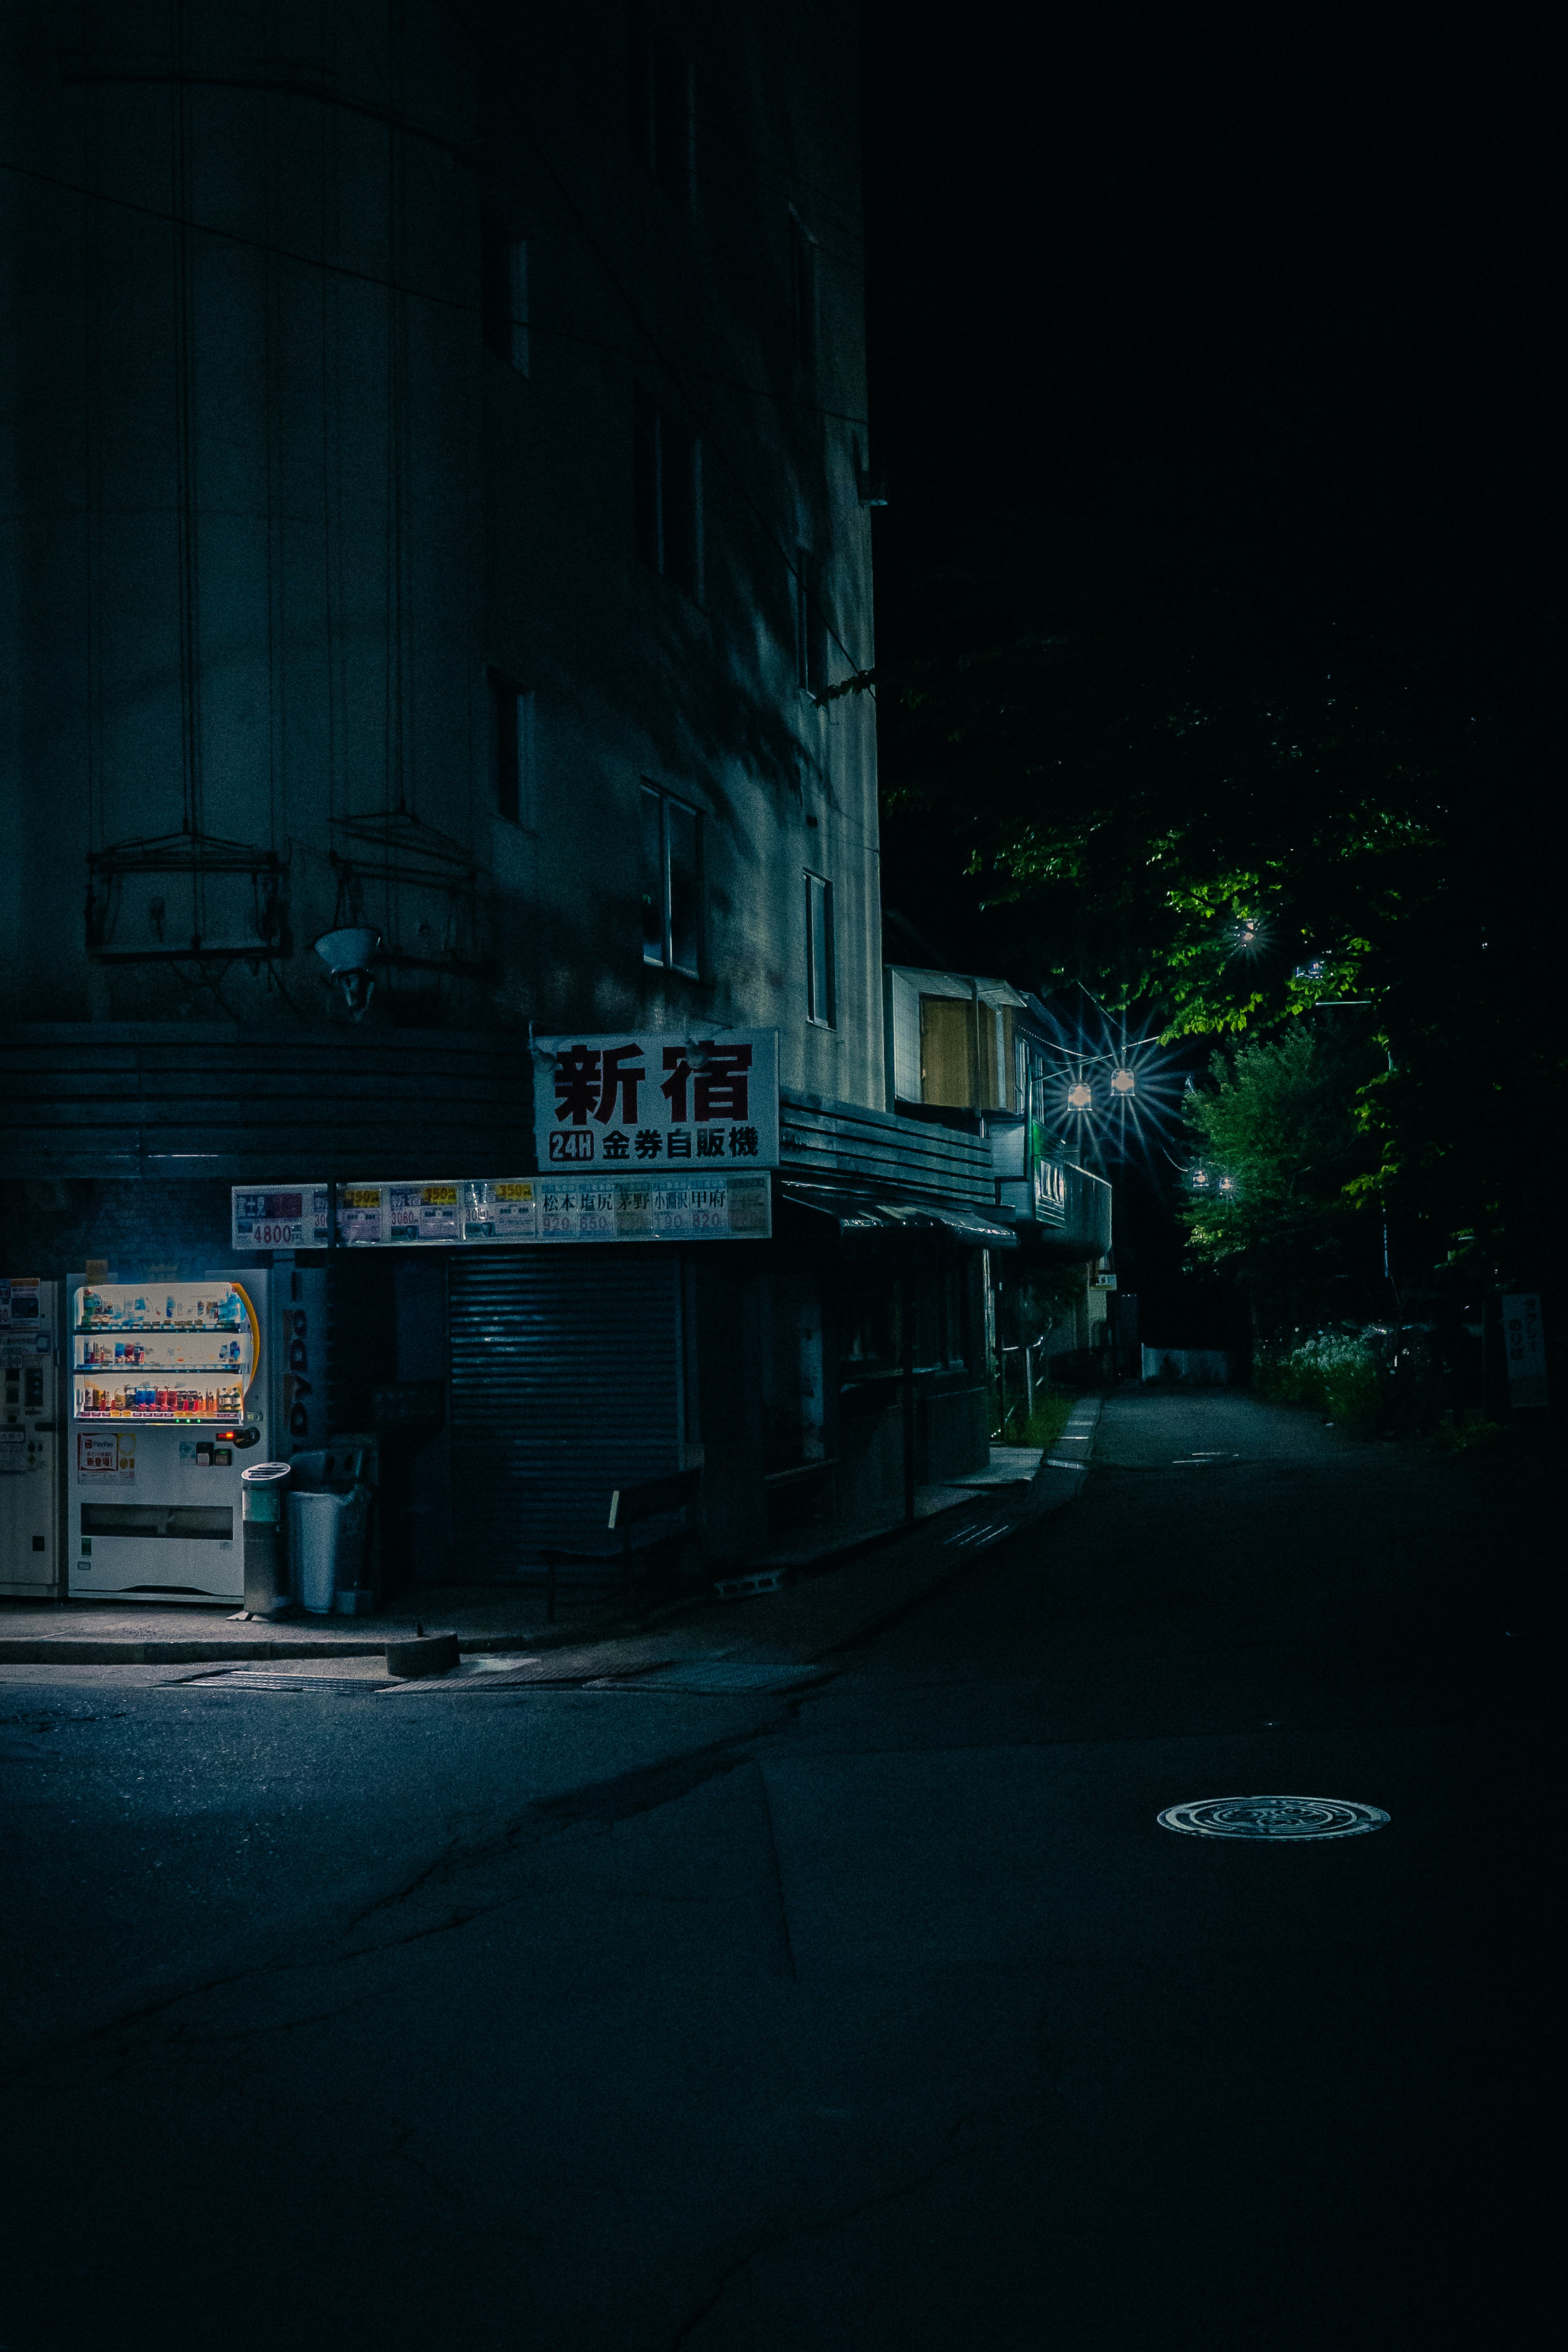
[0,1401,1102,1672]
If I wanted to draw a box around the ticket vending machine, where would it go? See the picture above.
[1,1278,60,1597]
[68,1275,270,1605]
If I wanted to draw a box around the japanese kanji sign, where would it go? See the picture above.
[532,1029,779,1171]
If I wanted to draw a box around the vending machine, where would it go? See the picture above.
[1,1278,60,1597]
[68,1275,270,1604]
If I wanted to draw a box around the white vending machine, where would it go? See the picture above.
[68,1274,270,1605]
[2,1278,60,1597]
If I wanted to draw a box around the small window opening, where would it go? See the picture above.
[805,871,834,1027]
[641,784,702,976]
[488,671,535,827]
[481,219,529,374]
[635,388,703,601]
[795,554,827,696]
[629,6,695,207]
[791,214,818,374]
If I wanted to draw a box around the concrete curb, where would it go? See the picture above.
[797,1393,1102,1658]
[0,1397,1105,1671]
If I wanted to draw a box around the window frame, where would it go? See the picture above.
[794,553,826,696]
[488,670,535,829]
[790,212,819,376]
[628,5,695,209]
[481,218,530,375]
[634,389,703,603]
[804,869,835,1028]
[641,782,703,978]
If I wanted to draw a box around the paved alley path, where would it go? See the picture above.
[1,1390,1550,2350]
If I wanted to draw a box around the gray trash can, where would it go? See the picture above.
[286,1483,371,1615]
[241,1461,292,1617]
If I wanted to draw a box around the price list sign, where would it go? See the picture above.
[234,1172,770,1250]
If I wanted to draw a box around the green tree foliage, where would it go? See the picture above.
[1178,1030,1370,1336]
[875,492,1562,1282]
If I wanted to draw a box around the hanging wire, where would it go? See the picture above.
[0,154,872,430]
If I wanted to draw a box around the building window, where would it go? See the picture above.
[790,213,818,374]
[794,554,826,695]
[628,4,695,207]
[641,784,701,976]
[481,218,529,374]
[488,672,535,827]
[805,872,834,1026]
[634,389,702,601]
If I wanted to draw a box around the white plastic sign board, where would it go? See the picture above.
[1502,1293,1548,1409]
[532,1029,779,1172]
[232,1172,771,1249]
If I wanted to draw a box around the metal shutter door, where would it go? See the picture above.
[447,1254,681,1574]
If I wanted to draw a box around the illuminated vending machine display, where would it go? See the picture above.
[68,1276,268,1603]
[1,1278,60,1597]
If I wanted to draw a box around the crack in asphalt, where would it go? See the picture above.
[2,1728,772,2089]
[753,1762,798,1981]
[666,2107,985,2350]
[340,1728,763,1936]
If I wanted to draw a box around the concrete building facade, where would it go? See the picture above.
[5,3,1065,1604]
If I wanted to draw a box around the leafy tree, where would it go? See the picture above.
[1177,1029,1374,1340]
[867,488,1563,1288]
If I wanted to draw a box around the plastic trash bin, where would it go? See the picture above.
[241,1461,292,1617]
[286,1483,371,1615]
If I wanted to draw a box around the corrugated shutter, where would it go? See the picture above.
[447,1253,682,1574]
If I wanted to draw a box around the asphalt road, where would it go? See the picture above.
[1,1391,1550,2350]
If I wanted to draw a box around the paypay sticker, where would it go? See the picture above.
[78,1431,136,1484]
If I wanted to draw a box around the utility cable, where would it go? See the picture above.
[0,155,872,428]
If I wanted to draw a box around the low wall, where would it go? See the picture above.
[1141,1348,1240,1386]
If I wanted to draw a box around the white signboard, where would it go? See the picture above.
[532,1029,779,1172]
[230,1189,330,1250]
[233,1172,771,1250]
[0,1278,43,1328]
[1502,1293,1548,1410]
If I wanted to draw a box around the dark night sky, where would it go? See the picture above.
[854,13,1557,1340]
[859,14,1553,633]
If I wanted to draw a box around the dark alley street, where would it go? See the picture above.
[1,1390,1549,2350]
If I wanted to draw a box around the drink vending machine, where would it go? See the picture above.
[1,1278,59,1597]
[68,1274,271,1604]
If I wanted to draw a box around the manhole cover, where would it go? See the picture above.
[1158,1795,1390,1840]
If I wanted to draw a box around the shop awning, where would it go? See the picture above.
[777,1183,1018,1250]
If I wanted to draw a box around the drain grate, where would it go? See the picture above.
[182,1669,376,1694]
[943,1519,1010,1549]
[1158,1795,1390,1840]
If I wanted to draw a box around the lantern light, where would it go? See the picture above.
[1110,1066,1136,1098]
[1067,1081,1093,1111]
